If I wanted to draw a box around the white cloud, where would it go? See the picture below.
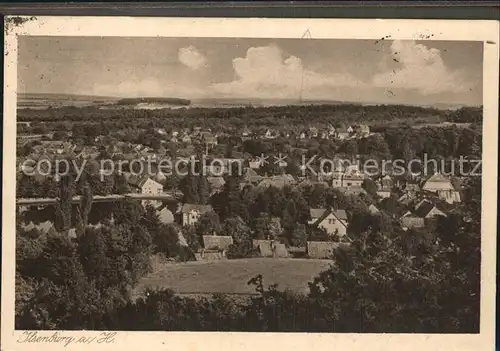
[178,45,207,70]
[89,41,477,104]
[372,40,472,95]
[211,45,364,99]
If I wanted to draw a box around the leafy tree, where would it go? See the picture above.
[180,160,209,204]
[164,173,180,192]
[52,130,68,140]
[358,134,391,159]
[153,223,180,257]
[308,226,330,242]
[268,217,283,240]
[196,211,221,236]
[16,174,40,198]
[113,174,130,194]
[222,217,253,259]
[213,172,243,220]
[251,213,271,240]
[54,175,76,233]
[362,179,378,198]
[77,227,110,290]
[285,160,302,177]
[281,200,298,235]
[183,225,201,252]
[75,182,93,238]
[150,138,162,152]
[378,196,405,217]
[111,199,144,226]
[129,226,153,283]
[307,178,481,333]
[22,233,104,329]
[291,224,307,247]
[338,139,358,156]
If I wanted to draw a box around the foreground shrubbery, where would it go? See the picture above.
[15,178,481,333]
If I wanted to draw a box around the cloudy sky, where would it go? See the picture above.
[18,36,483,106]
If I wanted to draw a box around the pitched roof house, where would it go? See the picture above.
[202,235,234,251]
[157,205,174,224]
[437,189,462,204]
[436,176,463,204]
[257,174,296,189]
[123,172,163,195]
[21,220,54,234]
[341,172,365,188]
[422,172,454,193]
[201,132,218,146]
[327,124,336,136]
[400,212,426,230]
[331,172,344,188]
[264,129,278,139]
[241,126,252,137]
[248,158,263,169]
[309,209,349,237]
[243,167,264,184]
[154,128,167,135]
[181,134,192,144]
[404,180,420,193]
[123,172,164,207]
[368,204,381,215]
[313,210,348,236]
[298,179,329,189]
[309,208,329,224]
[376,187,392,199]
[308,127,319,138]
[379,175,393,189]
[355,124,370,136]
[398,193,415,206]
[207,176,226,194]
[181,204,214,227]
[335,128,351,140]
[414,199,447,219]
[338,186,367,197]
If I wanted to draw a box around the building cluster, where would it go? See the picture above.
[18,121,467,261]
[156,166,464,259]
[152,124,372,143]
[17,123,374,173]
[259,124,372,141]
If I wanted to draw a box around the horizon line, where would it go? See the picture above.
[17,92,482,109]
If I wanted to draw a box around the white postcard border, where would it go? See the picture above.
[2,16,499,351]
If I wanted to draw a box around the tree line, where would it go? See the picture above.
[18,104,480,126]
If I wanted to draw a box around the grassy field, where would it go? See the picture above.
[134,258,332,297]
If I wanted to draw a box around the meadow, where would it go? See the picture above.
[133,258,332,297]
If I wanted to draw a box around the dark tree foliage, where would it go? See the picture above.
[54,175,76,233]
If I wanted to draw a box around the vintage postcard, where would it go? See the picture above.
[2,16,499,351]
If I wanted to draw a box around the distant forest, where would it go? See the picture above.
[116,97,191,106]
[17,104,482,127]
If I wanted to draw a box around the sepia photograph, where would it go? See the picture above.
[2,16,499,351]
